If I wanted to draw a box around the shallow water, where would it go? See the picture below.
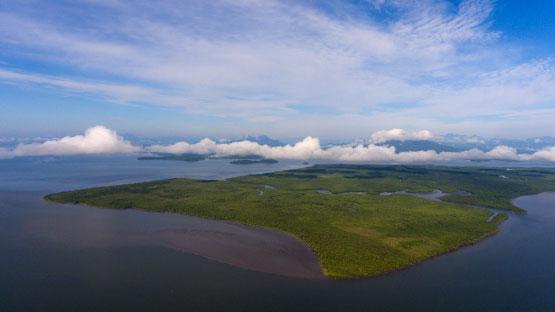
[0,192,324,280]
[1,156,555,311]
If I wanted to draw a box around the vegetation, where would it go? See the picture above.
[45,165,555,278]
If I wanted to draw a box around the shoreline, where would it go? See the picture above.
[341,213,509,281]
[43,191,527,280]
[335,191,554,280]
[43,196,327,280]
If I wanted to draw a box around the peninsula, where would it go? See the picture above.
[45,165,555,278]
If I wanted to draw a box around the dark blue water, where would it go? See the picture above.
[1,156,555,311]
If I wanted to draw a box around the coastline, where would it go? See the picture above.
[44,192,518,280]
[336,191,555,280]
[43,196,326,280]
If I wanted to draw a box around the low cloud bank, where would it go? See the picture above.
[1,126,555,163]
[149,136,555,163]
[532,147,555,162]
[0,126,138,158]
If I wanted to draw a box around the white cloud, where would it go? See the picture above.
[530,147,555,162]
[148,127,555,163]
[2,126,555,163]
[149,136,325,160]
[0,126,139,158]
[370,128,434,143]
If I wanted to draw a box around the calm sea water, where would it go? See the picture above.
[1,155,555,311]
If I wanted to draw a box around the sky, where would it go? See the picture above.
[1,0,555,140]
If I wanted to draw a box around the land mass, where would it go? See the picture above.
[138,153,207,162]
[45,165,555,278]
[138,153,278,164]
[230,159,278,165]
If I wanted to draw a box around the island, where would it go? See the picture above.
[230,158,278,165]
[138,153,278,165]
[138,153,207,162]
[45,165,555,278]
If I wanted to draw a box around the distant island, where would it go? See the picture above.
[230,158,278,165]
[45,165,555,278]
[211,154,264,160]
[138,153,278,164]
[138,153,206,162]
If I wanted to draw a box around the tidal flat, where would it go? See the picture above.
[46,164,555,278]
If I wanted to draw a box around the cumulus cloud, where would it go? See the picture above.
[370,128,434,144]
[0,126,139,158]
[2,126,555,163]
[148,128,555,163]
[148,137,326,160]
[530,147,555,162]
[148,138,531,162]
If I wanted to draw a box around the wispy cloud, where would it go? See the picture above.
[1,0,553,136]
[0,69,157,102]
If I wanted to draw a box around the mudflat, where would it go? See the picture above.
[3,191,324,279]
[154,221,324,279]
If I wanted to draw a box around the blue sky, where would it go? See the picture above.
[1,0,554,139]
